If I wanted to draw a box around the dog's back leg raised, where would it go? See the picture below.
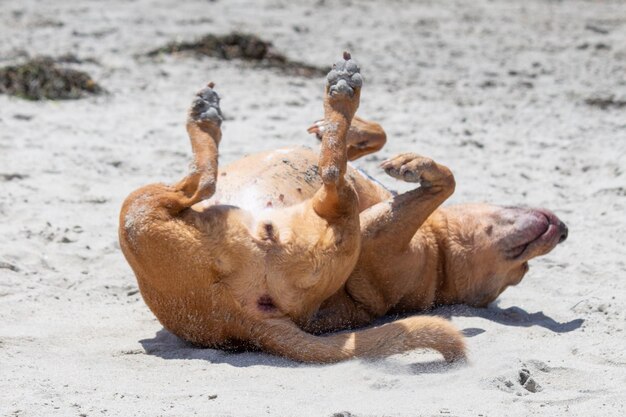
[311,51,363,221]
[121,83,222,220]
[119,84,238,346]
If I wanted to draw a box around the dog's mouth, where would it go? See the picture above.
[503,208,568,260]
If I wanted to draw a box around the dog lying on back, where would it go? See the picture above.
[119,52,567,363]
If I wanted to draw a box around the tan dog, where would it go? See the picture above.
[119,53,567,363]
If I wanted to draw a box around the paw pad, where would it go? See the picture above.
[327,51,362,97]
[190,82,223,125]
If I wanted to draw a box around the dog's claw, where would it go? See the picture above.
[327,51,362,97]
[190,83,223,126]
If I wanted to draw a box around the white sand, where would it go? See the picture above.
[1,0,625,416]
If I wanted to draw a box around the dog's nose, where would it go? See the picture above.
[558,221,568,243]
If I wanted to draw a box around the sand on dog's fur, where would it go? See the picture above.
[0,0,625,416]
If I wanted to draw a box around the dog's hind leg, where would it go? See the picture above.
[272,54,365,322]
[308,115,387,161]
[312,52,363,220]
[173,83,224,210]
[120,83,225,241]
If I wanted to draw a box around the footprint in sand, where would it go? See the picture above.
[489,360,547,396]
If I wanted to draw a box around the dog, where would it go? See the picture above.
[119,52,568,363]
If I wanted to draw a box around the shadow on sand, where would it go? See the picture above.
[139,328,301,368]
[433,301,584,334]
[139,328,464,374]
[139,302,583,369]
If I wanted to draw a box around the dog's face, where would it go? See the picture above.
[438,204,568,307]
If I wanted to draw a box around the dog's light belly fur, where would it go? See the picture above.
[196,146,390,214]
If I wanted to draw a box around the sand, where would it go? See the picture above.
[1,0,625,416]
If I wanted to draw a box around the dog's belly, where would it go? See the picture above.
[208,146,322,212]
[201,146,391,213]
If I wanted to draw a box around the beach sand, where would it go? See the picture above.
[1,0,625,416]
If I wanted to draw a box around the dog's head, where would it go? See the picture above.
[435,203,568,307]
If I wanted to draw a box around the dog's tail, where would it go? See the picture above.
[246,316,466,363]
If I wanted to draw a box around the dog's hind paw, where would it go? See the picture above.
[189,82,223,126]
[326,51,362,97]
[380,153,441,185]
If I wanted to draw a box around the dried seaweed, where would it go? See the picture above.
[584,95,626,110]
[148,32,327,78]
[0,57,103,100]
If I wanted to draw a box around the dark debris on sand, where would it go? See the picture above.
[584,95,626,110]
[0,57,103,100]
[147,32,328,78]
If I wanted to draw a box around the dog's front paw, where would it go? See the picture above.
[380,153,442,186]
[189,82,223,126]
[326,51,362,98]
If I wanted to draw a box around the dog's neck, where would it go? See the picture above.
[414,217,463,308]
